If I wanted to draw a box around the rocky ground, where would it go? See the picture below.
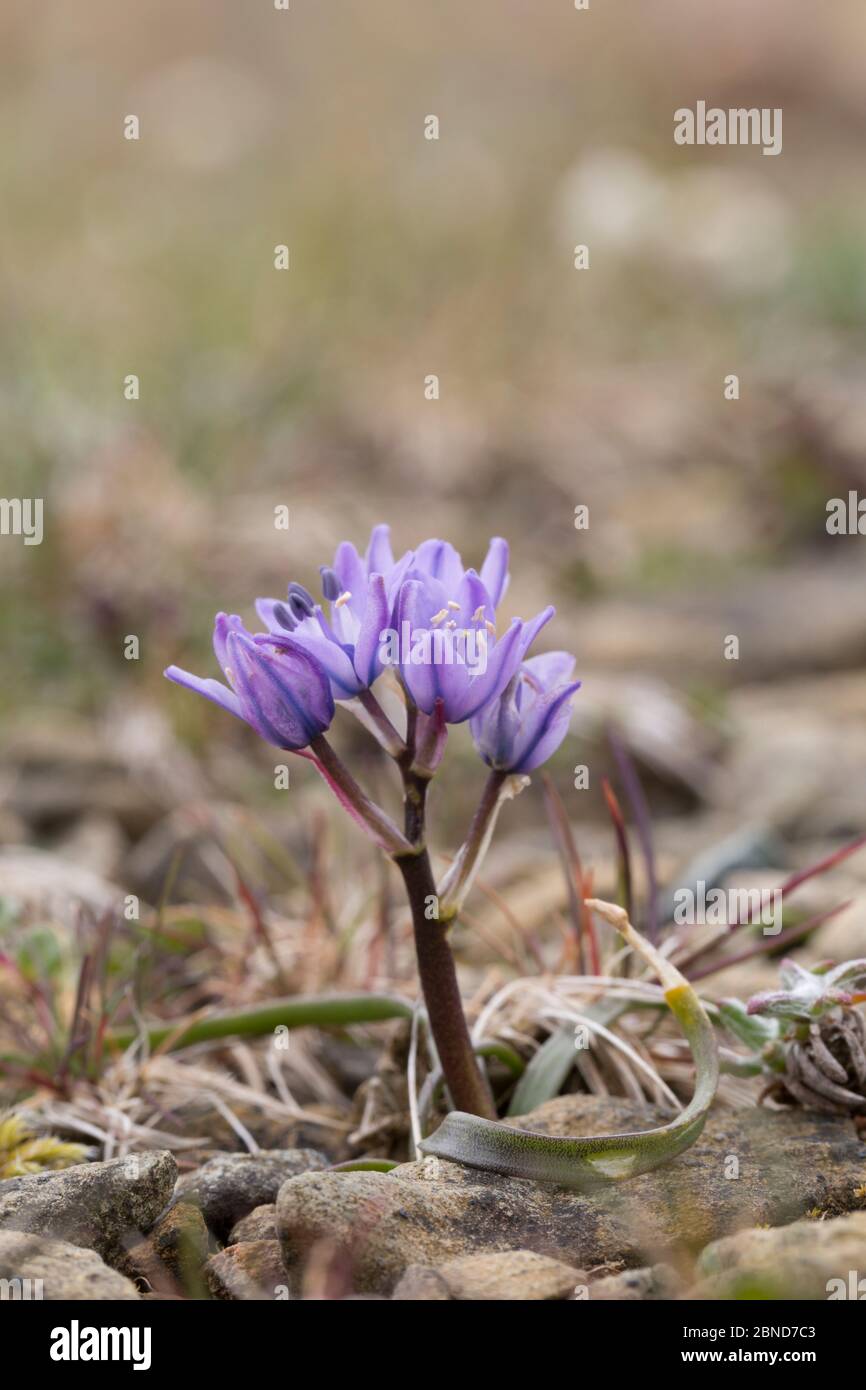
[2,588,866,1300]
[1,1091,865,1299]
[4,0,866,1307]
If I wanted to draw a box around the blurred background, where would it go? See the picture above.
[2,0,866,1043]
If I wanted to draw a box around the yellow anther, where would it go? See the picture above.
[485,620,496,636]
[471,605,486,622]
[430,608,448,626]
[447,600,461,611]
[335,591,352,608]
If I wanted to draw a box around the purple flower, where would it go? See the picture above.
[165,613,334,750]
[412,536,510,609]
[254,529,512,708]
[470,651,580,772]
[255,524,411,699]
[392,561,554,724]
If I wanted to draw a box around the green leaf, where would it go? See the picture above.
[105,992,413,1052]
[506,1029,575,1116]
[17,928,63,981]
[136,917,210,955]
[474,1040,525,1078]
[825,958,866,991]
[506,998,626,1117]
[717,998,779,1050]
[719,1053,765,1078]
[328,1159,399,1174]
[420,901,720,1191]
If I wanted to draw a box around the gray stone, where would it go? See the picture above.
[149,1201,209,1275]
[126,1201,210,1293]
[437,1249,581,1301]
[691,1212,866,1299]
[205,1240,288,1300]
[392,1250,581,1302]
[586,1263,681,1300]
[0,1152,176,1263]
[227,1204,277,1245]
[392,1265,452,1300]
[501,1095,866,1245]
[0,1230,139,1300]
[175,1150,327,1239]
[276,1096,866,1293]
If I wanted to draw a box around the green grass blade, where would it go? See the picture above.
[507,999,625,1116]
[106,993,413,1053]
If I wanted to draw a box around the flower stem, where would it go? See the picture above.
[308,735,411,856]
[356,688,406,759]
[395,844,497,1120]
[314,700,495,1119]
[393,708,496,1119]
[437,768,511,921]
[401,767,429,845]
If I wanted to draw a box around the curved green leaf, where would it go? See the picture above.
[420,901,719,1191]
[329,1159,400,1174]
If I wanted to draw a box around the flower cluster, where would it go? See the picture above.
[165,524,580,775]
[166,523,580,1119]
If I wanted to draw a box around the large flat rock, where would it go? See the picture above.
[275,1097,866,1293]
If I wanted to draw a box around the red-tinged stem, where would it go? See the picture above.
[395,696,496,1120]
[310,709,495,1118]
[686,901,852,984]
[680,835,866,978]
[412,699,448,777]
[609,728,659,941]
[687,831,866,974]
[357,689,406,759]
[542,772,600,974]
[438,769,508,921]
[307,735,411,857]
[602,777,633,922]
[401,767,429,847]
[395,844,497,1120]
[775,833,866,900]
